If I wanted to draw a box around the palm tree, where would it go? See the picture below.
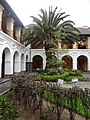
[22,6,80,70]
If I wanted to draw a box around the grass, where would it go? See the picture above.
[64,81,72,84]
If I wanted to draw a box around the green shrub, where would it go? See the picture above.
[69,71,78,76]
[78,76,89,81]
[72,70,82,76]
[33,69,45,74]
[72,86,81,90]
[42,75,58,82]
[46,68,57,75]
[0,96,18,120]
[36,69,88,82]
[59,72,69,80]
[36,72,69,82]
[65,76,78,81]
[64,75,89,82]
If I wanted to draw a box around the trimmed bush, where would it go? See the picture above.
[69,72,78,76]
[36,72,69,82]
[78,76,89,81]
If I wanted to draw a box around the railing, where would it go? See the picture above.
[0,78,11,95]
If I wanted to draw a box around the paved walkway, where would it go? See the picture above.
[0,78,11,95]
[82,72,90,79]
[60,81,90,90]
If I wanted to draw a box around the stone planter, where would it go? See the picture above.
[58,79,64,84]
[71,78,78,83]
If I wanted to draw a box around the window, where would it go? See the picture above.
[78,37,87,49]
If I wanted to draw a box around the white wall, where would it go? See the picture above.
[0,31,29,78]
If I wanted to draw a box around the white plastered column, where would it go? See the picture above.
[43,59,46,69]
[88,56,90,71]
[17,54,21,72]
[43,55,46,70]
[21,54,25,71]
[10,52,14,75]
[18,54,21,72]
[6,17,15,37]
[72,57,77,70]
[15,27,21,42]
[88,37,90,49]
[58,43,61,49]
[0,45,2,78]
[14,52,21,73]
[0,54,2,78]
[73,42,77,49]
[0,4,4,30]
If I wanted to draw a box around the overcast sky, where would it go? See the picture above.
[6,0,90,27]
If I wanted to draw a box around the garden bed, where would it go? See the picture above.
[16,102,85,120]
[2,73,90,120]
[0,92,87,120]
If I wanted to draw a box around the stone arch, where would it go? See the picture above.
[77,55,88,71]
[1,47,11,77]
[62,55,73,70]
[32,55,43,70]
[21,53,25,71]
[13,51,19,73]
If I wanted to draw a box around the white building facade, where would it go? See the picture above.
[0,0,30,78]
[31,32,90,72]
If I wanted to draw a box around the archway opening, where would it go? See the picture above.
[33,55,43,70]
[26,55,29,71]
[13,51,19,73]
[21,54,24,71]
[1,48,11,78]
[2,51,5,78]
[77,55,88,71]
[62,55,72,70]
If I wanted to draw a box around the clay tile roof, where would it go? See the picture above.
[0,0,24,28]
[78,27,90,35]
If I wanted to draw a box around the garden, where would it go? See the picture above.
[0,72,90,120]
[35,69,89,83]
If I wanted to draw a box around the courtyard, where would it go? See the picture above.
[0,1,90,120]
